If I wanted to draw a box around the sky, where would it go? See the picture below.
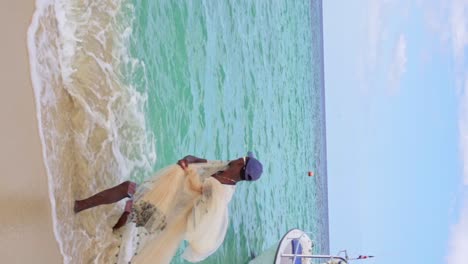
[323,1,468,264]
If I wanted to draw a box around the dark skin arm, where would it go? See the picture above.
[177,155,207,170]
[177,156,245,185]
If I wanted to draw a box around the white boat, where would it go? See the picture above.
[249,228,373,264]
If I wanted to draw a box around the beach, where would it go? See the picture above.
[0,1,62,263]
[0,0,328,263]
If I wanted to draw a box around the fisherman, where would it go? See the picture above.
[74,152,263,263]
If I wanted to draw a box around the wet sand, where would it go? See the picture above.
[0,1,62,263]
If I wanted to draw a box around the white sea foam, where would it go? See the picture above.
[27,0,65,261]
[27,0,155,262]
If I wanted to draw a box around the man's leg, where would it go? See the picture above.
[113,200,133,230]
[74,181,136,213]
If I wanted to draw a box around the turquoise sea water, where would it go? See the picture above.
[28,0,327,263]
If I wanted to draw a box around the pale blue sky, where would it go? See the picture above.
[323,1,467,263]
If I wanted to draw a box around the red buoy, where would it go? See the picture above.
[308,171,314,177]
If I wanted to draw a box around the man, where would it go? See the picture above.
[74,152,263,263]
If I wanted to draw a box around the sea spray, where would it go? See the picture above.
[28,0,155,262]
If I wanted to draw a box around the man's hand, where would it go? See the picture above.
[177,155,207,170]
[177,159,189,170]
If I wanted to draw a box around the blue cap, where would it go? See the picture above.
[245,151,263,181]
